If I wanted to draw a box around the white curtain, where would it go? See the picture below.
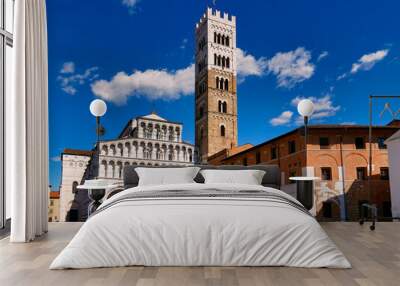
[7,0,49,242]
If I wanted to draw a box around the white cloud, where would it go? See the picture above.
[291,94,340,124]
[351,49,389,74]
[338,49,389,80]
[91,48,268,105]
[122,0,140,13]
[237,47,316,88]
[317,51,329,62]
[60,62,75,74]
[267,47,315,88]
[341,121,356,125]
[122,0,140,8]
[51,156,61,162]
[180,38,188,50]
[270,111,293,126]
[58,64,99,95]
[91,64,195,105]
[236,48,267,77]
[337,72,347,80]
[91,47,316,105]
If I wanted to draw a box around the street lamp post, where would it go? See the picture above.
[89,99,107,178]
[297,99,315,151]
[293,99,315,211]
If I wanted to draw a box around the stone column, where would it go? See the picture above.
[115,164,121,179]
[151,149,157,160]
[132,144,137,158]
[138,145,144,159]
[99,163,106,177]
[116,145,122,157]
[107,163,114,178]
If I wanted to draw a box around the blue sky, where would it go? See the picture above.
[48,0,400,189]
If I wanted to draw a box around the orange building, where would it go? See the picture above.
[48,191,60,222]
[212,121,400,221]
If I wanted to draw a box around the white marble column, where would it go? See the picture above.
[116,145,122,156]
[131,145,137,158]
[99,163,106,177]
[115,164,121,179]
[138,145,144,159]
[107,163,114,178]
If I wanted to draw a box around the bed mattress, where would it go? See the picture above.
[50,183,351,269]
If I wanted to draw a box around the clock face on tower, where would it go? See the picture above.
[194,8,238,162]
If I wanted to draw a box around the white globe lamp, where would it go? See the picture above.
[89,99,107,179]
[297,99,314,118]
[297,99,314,153]
[90,99,107,117]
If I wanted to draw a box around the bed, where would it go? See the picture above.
[50,165,351,269]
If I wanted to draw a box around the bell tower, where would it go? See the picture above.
[194,8,238,162]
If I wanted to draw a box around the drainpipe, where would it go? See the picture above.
[339,134,348,221]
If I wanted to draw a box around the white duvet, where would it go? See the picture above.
[50,183,351,269]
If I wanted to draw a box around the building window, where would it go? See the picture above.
[220,125,226,137]
[271,147,277,160]
[322,202,332,218]
[226,57,230,68]
[355,137,365,149]
[321,167,332,180]
[356,167,367,180]
[222,102,227,113]
[288,140,296,154]
[218,100,222,113]
[256,152,261,164]
[319,137,329,149]
[224,79,229,91]
[242,157,248,166]
[380,167,389,180]
[214,32,217,43]
[225,36,229,47]
[377,137,387,149]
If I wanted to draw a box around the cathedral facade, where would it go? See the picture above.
[96,112,196,180]
[59,113,196,222]
[195,8,238,162]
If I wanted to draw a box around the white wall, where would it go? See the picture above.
[387,132,400,218]
[59,154,91,222]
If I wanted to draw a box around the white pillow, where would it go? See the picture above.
[200,169,266,185]
[136,167,201,186]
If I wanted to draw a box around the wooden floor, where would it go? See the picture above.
[0,222,399,286]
